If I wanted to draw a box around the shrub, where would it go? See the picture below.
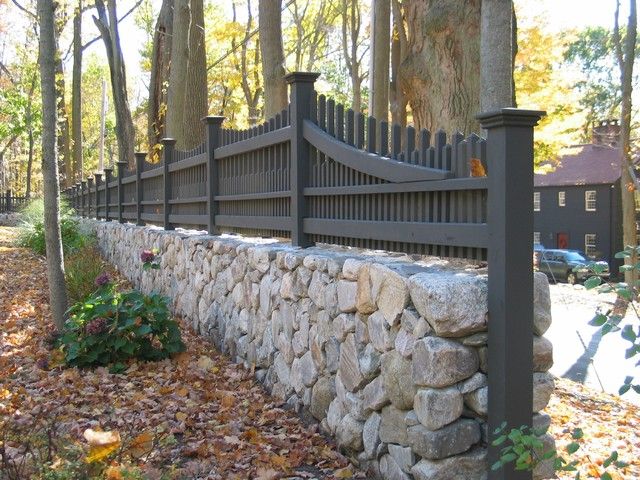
[64,245,106,304]
[57,276,185,368]
[16,198,94,255]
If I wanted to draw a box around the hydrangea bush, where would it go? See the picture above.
[57,250,185,369]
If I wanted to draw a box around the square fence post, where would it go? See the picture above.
[116,161,127,223]
[103,168,113,222]
[74,184,80,212]
[87,177,94,218]
[81,181,87,217]
[478,108,544,480]
[6,189,12,212]
[161,138,176,231]
[203,116,225,235]
[94,173,102,220]
[286,72,320,248]
[135,152,146,226]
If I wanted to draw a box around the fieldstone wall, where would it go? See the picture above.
[0,212,21,226]
[86,220,555,480]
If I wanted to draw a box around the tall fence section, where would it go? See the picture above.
[0,190,27,213]
[65,72,544,480]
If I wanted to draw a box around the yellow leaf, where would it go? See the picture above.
[83,428,121,446]
[177,387,189,397]
[105,466,124,480]
[334,467,353,478]
[176,412,188,422]
[86,442,120,463]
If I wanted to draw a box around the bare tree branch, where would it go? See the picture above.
[10,0,36,19]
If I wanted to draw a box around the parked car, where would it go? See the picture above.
[538,249,610,284]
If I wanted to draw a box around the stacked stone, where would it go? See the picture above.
[0,213,20,226]
[87,220,555,480]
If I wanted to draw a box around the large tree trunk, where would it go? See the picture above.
[183,0,207,148]
[148,0,173,151]
[232,0,262,125]
[259,0,288,119]
[368,0,390,120]
[615,0,637,285]
[480,0,515,111]
[390,0,407,127]
[166,0,207,150]
[341,0,366,113]
[94,0,136,167]
[400,0,481,134]
[37,0,69,330]
[72,0,83,181]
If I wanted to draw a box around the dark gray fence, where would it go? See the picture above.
[65,72,543,480]
[0,190,28,213]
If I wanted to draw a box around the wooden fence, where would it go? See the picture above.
[0,190,28,213]
[65,72,544,480]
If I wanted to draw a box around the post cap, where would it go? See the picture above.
[477,108,546,129]
[116,161,128,166]
[94,172,103,178]
[103,167,113,173]
[161,137,177,145]
[202,116,225,125]
[285,72,320,84]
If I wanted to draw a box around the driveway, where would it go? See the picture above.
[545,282,640,405]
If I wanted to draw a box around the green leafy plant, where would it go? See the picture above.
[579,245,640,395]
[57,276,184,369]
[492,424,627,479]
[64,245,106,304]
[140,248,160,270]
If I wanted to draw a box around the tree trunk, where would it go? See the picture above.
[55,53,72,186]
[400,0,481,134]
[37,0,69,330]
[183,0,207,148]
[26,128,34,198]
[166,0,207,150]
[615,0,637,285]
[369,0,390,120]
[390,0,407,127]
[341,0,365,113]
[72,0,83,181]
[259,0,288,119]
[148,0,173,151]
[480,0,515,112]
[94,0,136,168]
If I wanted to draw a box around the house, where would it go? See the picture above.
[533,120,624,272]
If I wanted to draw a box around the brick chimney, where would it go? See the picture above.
[592,119,621,147]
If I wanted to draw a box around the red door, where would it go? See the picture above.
[557,232,569,249]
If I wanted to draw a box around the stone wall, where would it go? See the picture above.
[86,220,555,480]
[0,212,21,226]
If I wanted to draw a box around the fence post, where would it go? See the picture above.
[94,173,102,220]
[286,72,319,247]
[6,189,11,212]
[478,108,544,480]
[203,116,225,235]
[161,138,176,231]
[135,152,146,226]
[116,161,127,223]
[104,168,113,222]
[87,177,94,218]
[75,184,80,212]
[81,181,88,217]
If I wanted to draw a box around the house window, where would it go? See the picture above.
[558,191,566,207]
[534,192,540,211]
[585,190,596,211]
[585,234,597,257]
[533,232,541,244]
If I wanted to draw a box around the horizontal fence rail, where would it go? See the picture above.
[64,72,544,480]
[0,190,28,213]
[63,72,525,263]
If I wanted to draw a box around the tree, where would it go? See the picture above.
[389,0,407,127]
[564,27,623,140]
[259,0,288,119]
[368,0,390,120]
[399,0,481,133]
[147,0,173,152]
[340,0,368,113]
[37,0,68,330]
[615,0,638,285]
[480,0,516,111]
[166,0,208,149]
[93,0,136,167]
[71,0,82,181]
